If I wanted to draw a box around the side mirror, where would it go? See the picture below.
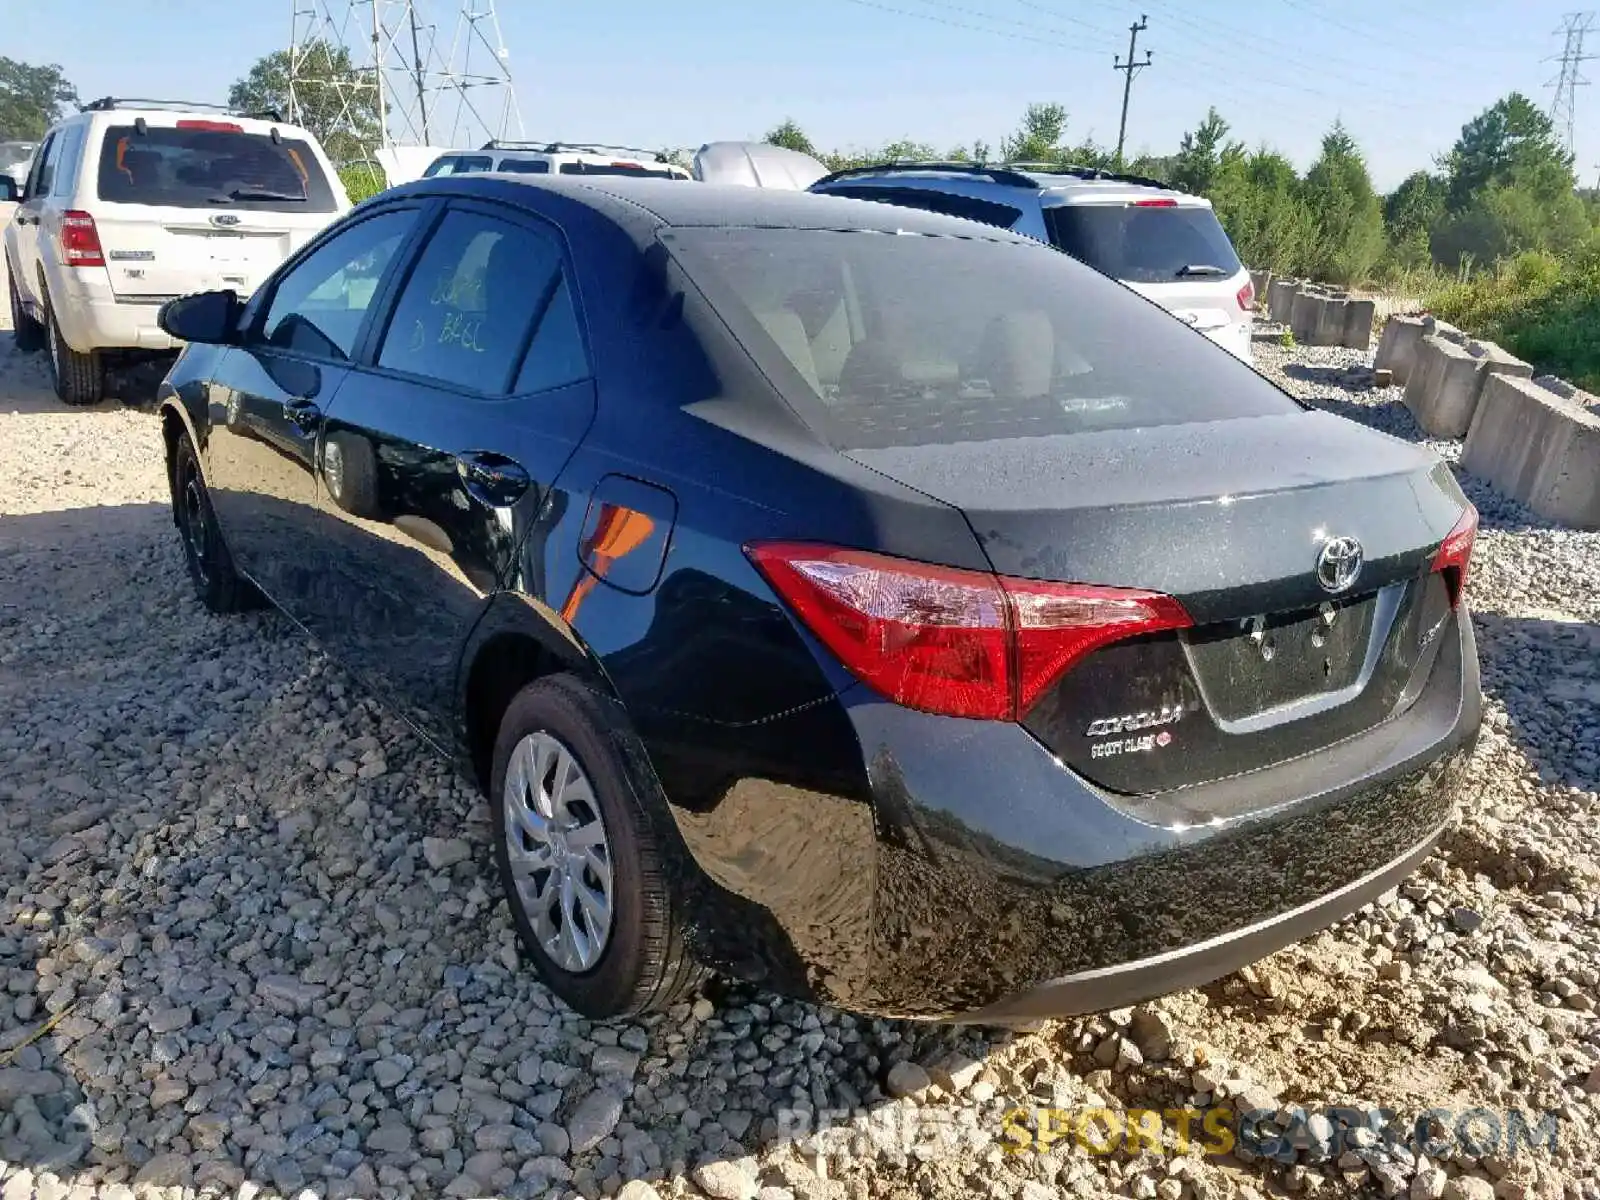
[158,290,242,346]
[0,176,18,203]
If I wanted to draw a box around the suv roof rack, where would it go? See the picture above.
[811,161,1043,189]
[1000,162,1177,191]
[80,97,285,123]
[480,139,673,163]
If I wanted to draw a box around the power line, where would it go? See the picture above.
[1546,11,1597,156]
[836,0,1105,51]
[1113,14,1152,164]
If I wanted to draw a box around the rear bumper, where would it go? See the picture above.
[46,266,182,354]
[651,603,1481,1020]
[957,812,1448,1024]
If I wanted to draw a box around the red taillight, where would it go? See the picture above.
[1237,281,1255,311]
[1131,198,1178,207]
[745,542,1192,721]
[177,119,244,132]
[1431,505,1478,607]
[59,211,105,268]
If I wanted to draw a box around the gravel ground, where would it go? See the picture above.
[2,315,1599,1200]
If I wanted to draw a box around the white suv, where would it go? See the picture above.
[4,98,351,405]
[421,141,692,181]
[809,163,1256,364]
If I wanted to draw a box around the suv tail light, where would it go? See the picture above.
[1237,281,1255,311]
[1431,505,1478,607]
[59,211,106,268]
[745,542,1192,721]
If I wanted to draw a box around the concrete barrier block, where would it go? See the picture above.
[1311,297,1349,347]
[1248,269,1271,304]
[1462,374,1600,529]
[1342,299,1376,351]
[1374,315,1428,384]
[1289,290,1325,344]
[1533,374,1599,408]
[1422,315,1468,346]
[1469,340,1534,384]
[1405,336,1488,437]
[1267,278,1298,324]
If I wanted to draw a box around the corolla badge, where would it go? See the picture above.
[1315,534,1363,594]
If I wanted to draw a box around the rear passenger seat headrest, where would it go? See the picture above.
[976,311,1055,399]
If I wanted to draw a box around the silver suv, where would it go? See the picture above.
[809,162,1255,363]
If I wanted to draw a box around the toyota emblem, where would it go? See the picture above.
[1315,535,1363,594]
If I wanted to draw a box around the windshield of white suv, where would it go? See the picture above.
[96,124,340,212]
[1043,203,1243,284]
[665,227,1297,451]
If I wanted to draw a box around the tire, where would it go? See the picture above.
[44,296,103,406]
[171,430,260,614]
[7,269,44,353]
[322,431,382,519]
[490,674,706,1018]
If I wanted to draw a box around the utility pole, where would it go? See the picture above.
[1114,14,1153,166]
[407,2,431,143]
[1546,11,1597,156]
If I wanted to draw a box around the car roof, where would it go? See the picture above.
[389,173,1043,242]
[811,164,1211,208]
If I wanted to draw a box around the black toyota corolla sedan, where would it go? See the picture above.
[153,173,1482,1022]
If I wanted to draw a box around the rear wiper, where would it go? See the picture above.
[1175,263,1229,277]
[225,189,306,202]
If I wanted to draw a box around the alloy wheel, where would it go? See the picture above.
[178,459,212,586]
[502,730,615,973]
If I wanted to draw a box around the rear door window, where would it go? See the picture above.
[556,161,683,179]
[96,124,340,212]
[374,208,589,395]
[1043,203,1242,283]
[496,158,550,174]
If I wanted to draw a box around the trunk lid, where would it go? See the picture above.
[98,209,310,300]
[845,410,1470,795]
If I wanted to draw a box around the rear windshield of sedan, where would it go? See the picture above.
[664,226,1299,450]
[97,125,340,212]
[1043,202,1243,284]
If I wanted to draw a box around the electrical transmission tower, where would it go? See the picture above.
[1113,14,1152,166]
[288,0,523,156]
[1546,11,1596,156]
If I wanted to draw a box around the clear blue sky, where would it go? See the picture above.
[11,0,1597,191]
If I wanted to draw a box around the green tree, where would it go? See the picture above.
[1381,170,1448,273]
[0,58,78,140]
[764,119,817,157]
[1441,93,1575,211]
[1300,121,1386,284]
[1000,102,1070,163]
[1208,148,1318,275]
[1169,108,1244,196]
[229,41,382,163]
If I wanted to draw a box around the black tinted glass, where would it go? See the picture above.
[497,158,550,174]
[556,161,682,178]
[819,185,1024,230]
[260,209,414,360]
[1043,203,1242,283]
[665,227,1296,451]
[96,125,339,211]
[377,209,586,394]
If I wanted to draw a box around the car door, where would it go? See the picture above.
[203,201,428,612]
[9,131,59,308]
[306,198,597,748]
